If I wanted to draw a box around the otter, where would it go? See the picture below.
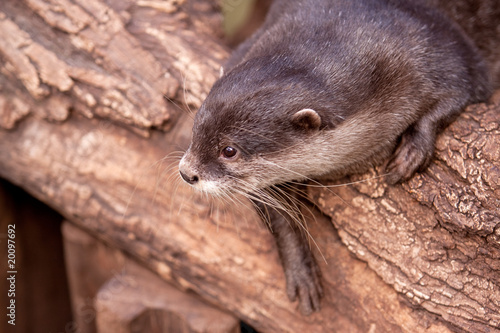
[179,0,496,315]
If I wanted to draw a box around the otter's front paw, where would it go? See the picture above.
[385,126,435,184]
[284,253,323,316]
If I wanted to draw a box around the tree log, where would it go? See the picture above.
[309,94,500,332]
[0,0,498,332]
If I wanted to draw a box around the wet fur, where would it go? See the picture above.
[179,0,497,314]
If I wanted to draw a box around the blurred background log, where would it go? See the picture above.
[0,0,498,332]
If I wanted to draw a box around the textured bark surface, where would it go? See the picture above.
[0,0,499,332]
[0,0,225,134]
[309,94,500,333]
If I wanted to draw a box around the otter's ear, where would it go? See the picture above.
[291,108,322,130]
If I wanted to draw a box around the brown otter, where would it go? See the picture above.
[179,0,497,315]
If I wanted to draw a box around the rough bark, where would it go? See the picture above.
[0,0,498,332]
[309,93,500,333]
[0,0,225,134]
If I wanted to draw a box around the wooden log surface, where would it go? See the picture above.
[0,0,499,332]
[62,222,240,333]
[309,95,500,332]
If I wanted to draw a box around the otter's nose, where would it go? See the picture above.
[179,170,199,185]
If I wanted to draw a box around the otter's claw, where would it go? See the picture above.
[284,250,323,315]
[386,125,435,184]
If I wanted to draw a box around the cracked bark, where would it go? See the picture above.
[0,0,499,332]
[309,94,500,333]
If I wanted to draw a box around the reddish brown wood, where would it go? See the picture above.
[62,222,127,333]
[309,94,500,333]
[0,181,72,332]
[63,222,239,333]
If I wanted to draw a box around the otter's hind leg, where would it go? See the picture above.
[251,189,323,315]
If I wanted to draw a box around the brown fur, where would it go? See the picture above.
[180,0,498,314]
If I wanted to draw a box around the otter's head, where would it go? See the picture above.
[179,58,342,196]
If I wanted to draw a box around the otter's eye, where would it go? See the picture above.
[221,146,238,159]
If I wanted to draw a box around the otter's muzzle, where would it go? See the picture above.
[179,153,200,185]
